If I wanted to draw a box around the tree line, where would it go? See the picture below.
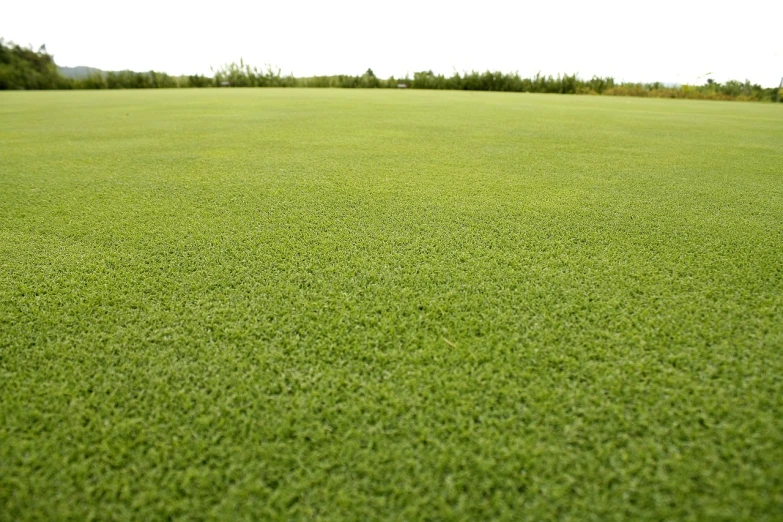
[2,39,781,102]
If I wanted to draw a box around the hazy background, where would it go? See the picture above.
[3,0,782,86]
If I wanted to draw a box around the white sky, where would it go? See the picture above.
[3,0,782,86]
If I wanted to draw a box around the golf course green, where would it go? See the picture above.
[1,89,781,520]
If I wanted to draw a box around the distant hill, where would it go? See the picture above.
[57,66,104,79]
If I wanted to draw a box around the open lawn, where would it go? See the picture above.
[1,89,782,520]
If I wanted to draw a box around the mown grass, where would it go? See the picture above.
[1,89,782,520]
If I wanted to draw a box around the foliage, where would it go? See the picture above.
[185,74,212,88]
[210,59,297,87]
[1,39,781,101]
[0,39,186,90]
[602,79,777,101]
[0,39,65,89]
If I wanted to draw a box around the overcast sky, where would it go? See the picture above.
[3,0,782,86]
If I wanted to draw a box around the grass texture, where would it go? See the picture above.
[1,89,782,520]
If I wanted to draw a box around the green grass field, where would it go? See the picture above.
[1,89,782,520]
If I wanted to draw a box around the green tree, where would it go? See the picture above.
[0,39,68,89]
